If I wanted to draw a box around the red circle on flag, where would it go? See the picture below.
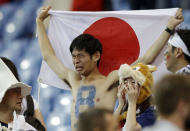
[84,17,140,76]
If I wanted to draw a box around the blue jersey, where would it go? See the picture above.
[136,106,156,128]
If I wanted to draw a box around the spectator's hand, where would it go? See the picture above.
[126,81,140,106]
[167,8,184,30]
[36,6,51,22]
[117,83,126,106]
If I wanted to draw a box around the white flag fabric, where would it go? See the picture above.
[38,8,178,90]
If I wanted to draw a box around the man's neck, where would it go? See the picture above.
[0,105,14,124]
[173,59,189,73]
[160,114,185,130]
[81,68,104,82]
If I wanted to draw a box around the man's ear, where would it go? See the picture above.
[176,48,183,58]
[93,51,101,63]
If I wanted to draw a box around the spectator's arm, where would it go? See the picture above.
[125,81,141,131]
[133,8,184,65]
[36,6,76,85]
[114,84,125,117]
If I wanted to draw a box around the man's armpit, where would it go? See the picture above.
[107,80,119,91]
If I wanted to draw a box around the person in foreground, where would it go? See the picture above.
[78,108,120,131]
[143,74,190,131]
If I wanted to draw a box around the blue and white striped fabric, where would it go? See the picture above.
[176,65,190,75]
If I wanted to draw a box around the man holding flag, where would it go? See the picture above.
[164,29,190,75]
[36,6,183,130]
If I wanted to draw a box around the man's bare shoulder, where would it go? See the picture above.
[106,70,119,83]
[62,71,81,89]
[68,71,81,81]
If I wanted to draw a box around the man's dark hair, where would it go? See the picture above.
[153,74,190,116]
[176,29,190,64]
[171,45,176,53]
[1,57,20,81]
[70,34,102,66]
[78,108,113,131]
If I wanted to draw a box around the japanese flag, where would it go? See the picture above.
[38,8,177,90]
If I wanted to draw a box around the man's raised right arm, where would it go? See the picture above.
[36,6,74,83]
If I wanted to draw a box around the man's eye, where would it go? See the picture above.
[13,89,20,93]
[79,54,83,57]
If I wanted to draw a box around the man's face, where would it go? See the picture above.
[1,88,22,111]
[72,48,96,76]
[105,113,120,131]
[164,44,177,72]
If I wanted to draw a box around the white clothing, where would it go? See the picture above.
[142,120,184,131]
[0,112,37,131]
